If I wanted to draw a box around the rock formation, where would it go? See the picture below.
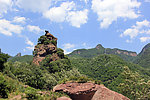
[33,30,59,65]
[15,53,21,57]
[53,82,130,100]
[57,96,72,100]
[92,85,129,100]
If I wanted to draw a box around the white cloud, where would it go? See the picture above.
[140,37,150,42]
[0,19,23,36]
[27,25,42,34]
[13,16,26,24]
[0,0,12,16]
[63,43,75,49]
[66,9,88,28]
[43,1,75,22]
[43,1,88,28]
[80,0,89,4]
[145,0,150,2]
[26,46,34,50]
[62,43,75,54]
[16,0,52,13]
[120,20,150,42]
[25,38,34,50]
[26,38,34,46]
[91,0,141,28]
[120,28,139,39]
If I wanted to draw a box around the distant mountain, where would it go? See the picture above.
[134,43,150,68]
[68,44,137,62]
[8,55,33,63]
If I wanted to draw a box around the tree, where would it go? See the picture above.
[118,66,150,100]
[0,53,10,71]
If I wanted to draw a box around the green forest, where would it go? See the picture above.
[0,36,150,100]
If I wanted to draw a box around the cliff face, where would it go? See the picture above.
[33,31,59,65]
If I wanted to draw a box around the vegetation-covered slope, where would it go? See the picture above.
[8,55,33,63]
[68,44,137,62]
[70,54,150,99]
[134,43,150,68]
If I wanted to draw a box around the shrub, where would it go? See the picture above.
[0,73,17,98]
[38,35,47,44]
[25,87,41,100]
[51,40,57,46]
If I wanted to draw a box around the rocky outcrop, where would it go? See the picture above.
[95,44,104,50]
[15,53,21,57]
[116,50,137,57]
[53,82,129,100]
[92,85,129,100]
[57,96,72,100]
[33,30,59,65]
[53,82,100,100]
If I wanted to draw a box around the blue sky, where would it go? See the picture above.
[0,0,150,56]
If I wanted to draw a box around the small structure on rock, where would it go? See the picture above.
[33,30,59,65]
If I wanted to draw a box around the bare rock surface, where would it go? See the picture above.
[53,82,130,100]
[92,85,130,100]
[57,96,72,100]
[53,82,100,100]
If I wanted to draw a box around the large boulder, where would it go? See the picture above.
[57,96,72,100]
[53,82,100,100]
[53,82,130,100]
[92,85,130,100]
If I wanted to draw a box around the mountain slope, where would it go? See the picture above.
[134,43,150,68]
[70,54,150,99]
[68,44,137,62]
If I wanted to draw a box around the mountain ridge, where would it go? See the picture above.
[68,44,137,62]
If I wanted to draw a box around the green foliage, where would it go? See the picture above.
[43,39,51,45]
[134,45,150,68]
[45,59,72,73]
[0,72,17,98]
[57,48,65,59]
[51,40,57,46]
[37,35,57,45]
[33,50,38,57]
[25,87,41,100]
[70,54,150,95]
[3,61,81,90]
[38,35,47,44]
[118,66,150,99]
[40,49,71,73]
[68,46,136,62]
[0,53,10,71]
[8,55,33,63]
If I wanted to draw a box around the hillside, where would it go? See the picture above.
[68,44,137,62]
[134,43,150,68]
[0,32,150,100]
[70,54,150,99]
[8,55,33,63]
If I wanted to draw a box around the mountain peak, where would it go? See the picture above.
[95,44,104,49]
[140,43,150,55]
